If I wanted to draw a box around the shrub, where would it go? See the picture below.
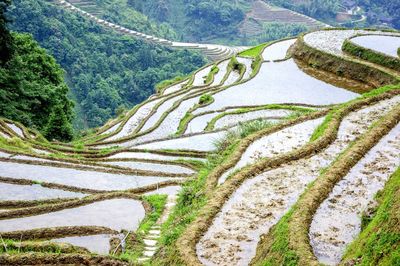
[199,94,213,105]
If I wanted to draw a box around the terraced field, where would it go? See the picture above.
[240,0,329,37]
[54,0,248,60]
[0,29,399,265]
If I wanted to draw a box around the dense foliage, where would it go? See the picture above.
[356,0,400,28]
[248,22,308,46]
[0,0,13,65]
[0,32,74,141]
[270,0,340,21]
[126,0,249,43]
[8,0,205,129]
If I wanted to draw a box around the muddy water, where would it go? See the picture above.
[0,161,179,191]
[310,123,400,266]
[214,109,291,130]
[262,39,296,61]
[195,59,358,114]
[351,35,400,58]
[136,131,226,152]
[196,96,400,266]
[0,182,87,201]
[218,117,324,185]
[0,199,145,232]
[52,234,119,254]
[105,161,194,175]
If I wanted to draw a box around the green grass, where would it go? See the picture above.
[342,167,400,265]
[118,194,167,263]
[343,39,400,72]
[255,209,299,266]
[228,56,245,75]
[239,42,269,58]
[175,112,194,136]
[205,65,219,84]
[0,136,32,153]
[309,113,333,141]
[155,75,188,93]
[0,239,65,254]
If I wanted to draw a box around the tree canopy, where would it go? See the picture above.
[0,32,74,141]
[9,0,205,129]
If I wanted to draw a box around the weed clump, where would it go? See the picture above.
[199,94,214,105]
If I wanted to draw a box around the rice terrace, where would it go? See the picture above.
[0,0,399,265]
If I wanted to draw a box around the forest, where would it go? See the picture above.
[0,0,74,141]
[7,0,205,129]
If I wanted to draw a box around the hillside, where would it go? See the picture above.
[0,26,399,266]
[8,0,206,129]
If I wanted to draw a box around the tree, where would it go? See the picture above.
[44,104,74,141]
[0,32,75,141]
[0,0,13,65]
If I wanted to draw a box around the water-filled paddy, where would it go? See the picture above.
[135,131,226,152]
[262,39,296,61]
[214,109,291,130]
[108,151,206,162]
[0,182,87,201]
[0,161,179,191]
[106,99,161,141]
[185,112,222,134]
[351,35,400,58]
[104,161,194,175]
[196,59,358,114]
[0,199,145,233]
[6,123,24,137]
[52,234,119,254]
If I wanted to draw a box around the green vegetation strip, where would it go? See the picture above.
[341,167,400,265]
[0,253,127,265]
[1,226,117,241]
[238,42,269,58]
[294,33,399,88]
[205,104,315,131]
[0,240,89,254]
[343,35,400,72]
[252,101,400,266]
